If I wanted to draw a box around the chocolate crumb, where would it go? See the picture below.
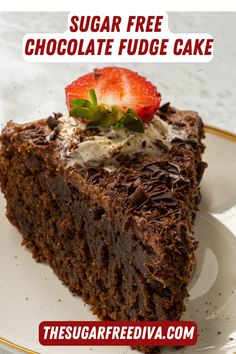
[217,331,221,335]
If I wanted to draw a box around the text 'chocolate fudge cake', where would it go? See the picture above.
[0,67,206,352]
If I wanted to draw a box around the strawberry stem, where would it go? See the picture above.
[69,88,144,133]
[89,89,97,105]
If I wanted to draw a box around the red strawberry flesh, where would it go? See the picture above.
[65,67,161,123]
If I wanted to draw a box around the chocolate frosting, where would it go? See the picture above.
[0,104,207,290]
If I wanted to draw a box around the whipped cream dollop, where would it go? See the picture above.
[57,112,187,170]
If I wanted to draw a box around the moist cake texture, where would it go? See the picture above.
[0,68,206,353]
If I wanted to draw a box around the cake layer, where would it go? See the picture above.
[0,104,206,332]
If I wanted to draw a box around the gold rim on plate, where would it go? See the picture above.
[0,125,235,354]
[0,337,38,354]
[205,125,236,142]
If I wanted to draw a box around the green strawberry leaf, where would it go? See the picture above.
[69,107,94,120]
[121,112,144,133]
[70,99,89,107]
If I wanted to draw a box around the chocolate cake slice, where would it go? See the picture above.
[0,68,206,352]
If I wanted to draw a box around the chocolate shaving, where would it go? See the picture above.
[173,122,186,128]
[171,137,199,148]
[141,161,190,192]
[47,116,58,130]
[159,102,170,113]
[167,162,181,174]
[154,139,168,152]
[47,113,61,128]
[93,69,102,78]
[150,191,173,201]
[88,170,107,185]
[149,191,179,207]
[129,186,148,207]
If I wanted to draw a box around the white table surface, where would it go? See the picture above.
[0,11,236,354]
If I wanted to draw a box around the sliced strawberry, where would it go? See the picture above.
[65,67,161,123]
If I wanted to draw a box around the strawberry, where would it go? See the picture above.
[65,67,161,124]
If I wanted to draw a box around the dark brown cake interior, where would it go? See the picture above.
[0,104,206,353]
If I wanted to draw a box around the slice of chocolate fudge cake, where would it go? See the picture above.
[0,67,206,349]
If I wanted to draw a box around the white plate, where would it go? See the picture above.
[0,127,236,354]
